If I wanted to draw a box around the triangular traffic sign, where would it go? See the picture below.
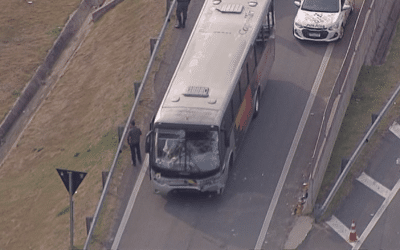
[56,168,87,195]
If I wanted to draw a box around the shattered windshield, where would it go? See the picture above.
[155,129,220,173]
[301,0,339,13]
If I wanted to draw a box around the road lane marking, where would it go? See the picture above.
[352,177,400,250]
[389,121,400,139]
[111,155,149,250]
[255,43,335,249]
[356,172,390,199]
[326,215,356,248]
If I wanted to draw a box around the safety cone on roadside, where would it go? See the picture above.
[349,220,358,242]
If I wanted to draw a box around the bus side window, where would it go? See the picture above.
[239,65,248,99]
[247,45,256,74]
[232,81,241,118]
[267,2,275,34]
[255,28,266,64]
[256,3,274,43]
[224,100,233,126]
[221,106,233,152]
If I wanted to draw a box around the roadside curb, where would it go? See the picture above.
[283,216,313,250]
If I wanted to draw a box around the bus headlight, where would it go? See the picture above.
[153,172,165,184]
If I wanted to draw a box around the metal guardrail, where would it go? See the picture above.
[83,1,177,248]
[317,83,400,218]
[310,0,400,219]
[303,0,397,217]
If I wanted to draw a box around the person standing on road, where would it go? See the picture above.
[127,120,142,166]
[175,0,190,29]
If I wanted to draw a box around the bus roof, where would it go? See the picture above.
[155,0,272,127]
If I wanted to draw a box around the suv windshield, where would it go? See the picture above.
[155,129,220,173]
[301,0,339,13]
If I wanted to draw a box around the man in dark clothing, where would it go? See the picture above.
[127,120,142,166]
[175,0,190,29]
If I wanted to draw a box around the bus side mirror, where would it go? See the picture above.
[294,1,300,7]
[145,131,152,153]
[149,115,155,130]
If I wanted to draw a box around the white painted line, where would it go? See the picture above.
[356,172,390,199]
[352,177,400,250]
[255,43,335,249]
[111,155,149,250]
[326,215,356,248]
[389,121,400,139]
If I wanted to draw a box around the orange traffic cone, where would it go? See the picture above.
[349,220,358,242]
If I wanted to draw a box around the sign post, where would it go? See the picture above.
[57,169,87,250]
[69,171,74,250]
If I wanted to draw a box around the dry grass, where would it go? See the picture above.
[0,0,81,122]
[0,0,165,249]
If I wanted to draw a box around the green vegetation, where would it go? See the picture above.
[46,26,63,38]
[11,89,21,98]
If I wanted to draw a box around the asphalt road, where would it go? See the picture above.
[111,0,362,249]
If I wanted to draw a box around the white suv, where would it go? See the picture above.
[293,0,354,42]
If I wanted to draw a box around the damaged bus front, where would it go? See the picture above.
[145,124,229,195]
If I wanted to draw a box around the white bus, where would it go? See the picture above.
[145,0,275,195]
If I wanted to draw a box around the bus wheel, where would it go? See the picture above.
[253,92,260,119]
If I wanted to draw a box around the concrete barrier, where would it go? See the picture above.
[365,0,400,65]
[92,0,124,22]
[304,0,400,215]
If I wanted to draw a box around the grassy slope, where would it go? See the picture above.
[0,0,81,122]
[0,0,164,249]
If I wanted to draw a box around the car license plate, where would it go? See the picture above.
[309,32,320,38]
[169,180,185,186]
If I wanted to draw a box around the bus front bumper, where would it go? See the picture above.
[151,170,225,196]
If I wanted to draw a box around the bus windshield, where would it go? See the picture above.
[155,128,220,173]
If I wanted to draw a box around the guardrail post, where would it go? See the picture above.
[86,217,93,235]
[102,171,109,189]
[134,81,141,96]
[166,0,171,17]
[372,113,378,124]
[118,124,125,142]
[341,158,349,174]
[150,38,158,56]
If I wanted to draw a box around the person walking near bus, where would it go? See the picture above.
[175,0,190,29]
[127,120,142,166]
